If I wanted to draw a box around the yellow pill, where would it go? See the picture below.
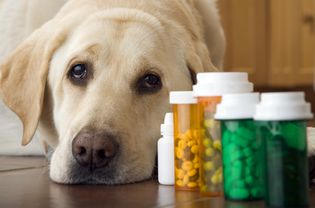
[188,140,196,147]
[200,129,206,138]
[193,156,199,164]
[176,180,184,187]
[211,174,220,185]
[217,173,222,183]
[203,161,214,171]
[194,163,200,169]
[205,147,214,157]
[204,119,215,128]
[185,130,193,139]
[200,185,207,192]
[213,140,221,150]
[203,138,212,147]
[192,130,199,139]
[215,167,222,174]
[176,149,184,159]
[191,145,199,154]
[188,169,197,177]
[177,169,185,179]
[178,140,187,149]
[177,133,186,140]
[183,175,189,185]
[188,182,197,188]
[182,161,193,171]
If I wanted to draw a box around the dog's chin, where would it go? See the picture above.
[50,162,154,185]
[52,173,152,185]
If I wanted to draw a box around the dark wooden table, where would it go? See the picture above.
[0,157,314,208]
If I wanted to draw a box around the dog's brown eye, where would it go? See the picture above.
[136,73,162,94]
[68,64,89,84]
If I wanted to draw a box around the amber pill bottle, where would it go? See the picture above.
[170,91,200,191]
[193,72,253,196]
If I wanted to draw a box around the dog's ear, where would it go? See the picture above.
[186,40,219,84]
[0,23,67,146]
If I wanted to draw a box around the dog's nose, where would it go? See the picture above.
[72,130,118,171]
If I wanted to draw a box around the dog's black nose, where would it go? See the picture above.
[72,130,119,171]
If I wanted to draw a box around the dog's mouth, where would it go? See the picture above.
[48,148,123,184]
[66,160,120,184]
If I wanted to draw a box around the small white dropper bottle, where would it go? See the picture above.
[158,113,174,185]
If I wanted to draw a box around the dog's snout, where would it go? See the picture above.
[72,130,119,171]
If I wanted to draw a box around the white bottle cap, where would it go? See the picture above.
[254,92,313,121]
[161,113,174,136]
[193,72,253,97]
[215,93,260,120]
[169,91,197,104]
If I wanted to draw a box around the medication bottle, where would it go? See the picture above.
[254,92,313,207]
[193,72,253,196]
[215,93,264,201]
[170,91,200,191]
[158,113,174,185]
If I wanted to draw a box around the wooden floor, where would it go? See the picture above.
[0,157,314,208]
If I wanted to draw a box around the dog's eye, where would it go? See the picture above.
[136,73,162,94]
[68,64,88,84]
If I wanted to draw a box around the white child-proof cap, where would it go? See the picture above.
[193,72,254,97]
[215,93,260,120]
[254,92,313,121]
[169,91,197,104]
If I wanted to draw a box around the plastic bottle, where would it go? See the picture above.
[158,113,175,185]
[193,72,253,196]
[254,92,313,207]
[170,91,200,191]
[215,93,264,201]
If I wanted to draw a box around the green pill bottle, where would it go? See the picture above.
[254,92,313,208]
[215,93,264,201]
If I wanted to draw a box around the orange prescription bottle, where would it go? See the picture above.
[170,91,200,191]
[193,72,253,196]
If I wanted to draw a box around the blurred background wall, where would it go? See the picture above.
[218,0,315,113]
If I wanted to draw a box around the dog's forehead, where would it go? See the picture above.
[66,10,165,56]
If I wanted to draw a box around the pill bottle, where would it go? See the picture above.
[215,93,264,201]
[254,92,313,207]
[170,91,200,191]
[158,113,174,185]
[193,72,253,196]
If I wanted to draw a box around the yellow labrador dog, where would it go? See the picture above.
[0,0,225,184]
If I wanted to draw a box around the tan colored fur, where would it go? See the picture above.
[0,0,225,184]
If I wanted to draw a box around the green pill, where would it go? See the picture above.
[235,180,245,188]
[236,126,254,142]
[230,150,243,162]
[281,122,306,151]
[245,156,255,166]
[245,176,254,186]
[229,188,249,200]
[251,188,264,198]
[227,143,239,153]
[243,147,253,157]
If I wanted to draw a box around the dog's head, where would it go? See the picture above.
[0,1,219,184]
